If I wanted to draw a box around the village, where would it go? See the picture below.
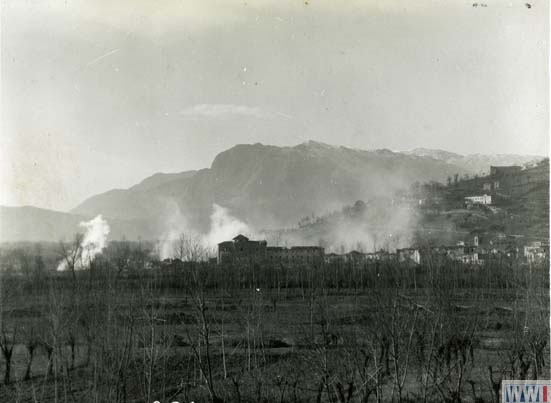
[216,233,548,268]
[217,161,550,268]
[2,3,548,400]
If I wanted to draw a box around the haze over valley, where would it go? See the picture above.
[1,141,544,252]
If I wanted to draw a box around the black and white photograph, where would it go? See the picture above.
[0,1,549,402]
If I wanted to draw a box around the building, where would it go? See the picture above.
[486,160,548,196]
[324,253,345,265]
[483,181,500,192]
[419,244,479,265]
[459,252,479,265]
[346,250,368,268]
[217,234,324,266]
[524,241,548,263]
[508,160,549,195]
[464,194,492,206]
[368,250,397,262]
[267,245,325,266]
[397,248,421,265]
[490,166,522,177]
[217,234,267,265]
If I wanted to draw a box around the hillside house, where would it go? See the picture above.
[483,181,500,192]
[487,161,548,196]
[464,194,492,206]
[508,160,549,195]
[490,166,522,177]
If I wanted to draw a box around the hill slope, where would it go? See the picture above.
[72,141,468,232]
[3,142,545,242]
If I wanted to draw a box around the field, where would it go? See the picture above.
[0,254,548,403]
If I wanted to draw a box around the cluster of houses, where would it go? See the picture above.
[218,234,548,268]
[216,164,549,268]
[329,237,549,267]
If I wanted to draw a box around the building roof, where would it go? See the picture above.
[348,250,364,255]
[218,241,234,247]
[233,234,249,242]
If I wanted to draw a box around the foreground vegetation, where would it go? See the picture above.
[0,240,548,403]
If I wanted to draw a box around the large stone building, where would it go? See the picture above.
[218,234,267,265]
[218,234,324,266]
[490,165,522,177]
[487,161,549,195]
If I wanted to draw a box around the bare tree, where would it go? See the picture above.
[23,326,40,380]
[59,233,84,291]
[0,325,17,385]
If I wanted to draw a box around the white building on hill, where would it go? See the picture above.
[464,194,492,205]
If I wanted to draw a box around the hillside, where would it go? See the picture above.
[72,141,469,233]
[2,142,546,242]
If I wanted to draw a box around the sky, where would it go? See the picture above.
[1,0,548,211]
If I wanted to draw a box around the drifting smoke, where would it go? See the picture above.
[157,203,255,260]
[157,197,417,259]
[57,215,110,271]
[202,204,254,248]
[157,199,192,260]
[269,199,419,253]
[326,204,417,252]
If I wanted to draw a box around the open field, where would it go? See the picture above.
[0,260,548,403]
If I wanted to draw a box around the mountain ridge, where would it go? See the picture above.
[1,142,545,242]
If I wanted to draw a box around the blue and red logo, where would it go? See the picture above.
[503,381,551,402]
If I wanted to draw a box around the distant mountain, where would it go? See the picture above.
[403,148,463,162]
[71,141,468,232]
[128,170,198,192]
[403,148,543,175]
[2,142,545,242]
[68,170,202,221]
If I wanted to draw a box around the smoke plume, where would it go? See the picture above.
[203,204,254,248]
[156,199,192,260]
[157,203,255,260]
[57,214,110,271]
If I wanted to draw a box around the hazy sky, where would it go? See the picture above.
[1,0,548,211]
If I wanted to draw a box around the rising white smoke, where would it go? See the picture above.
[156,203,254,260]
[57,215,110,271]
[202,204,254,248]
[156,199,192,260]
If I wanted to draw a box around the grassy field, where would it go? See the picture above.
[0,265,548,403]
